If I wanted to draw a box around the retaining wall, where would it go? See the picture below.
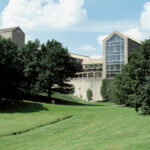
[69,77,102,101]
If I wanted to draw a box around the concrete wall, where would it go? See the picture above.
[69,78,102,101]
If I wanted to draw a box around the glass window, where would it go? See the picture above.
[106,34,124,78]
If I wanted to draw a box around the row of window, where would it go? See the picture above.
[106,64,124,71]
[106,44,124,53]
[105,34,125,78]
[106,73,116,78]
[85,64,103,69]
[106,54,124,63]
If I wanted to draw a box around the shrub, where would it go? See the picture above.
[72,85,75,94]
[86,89,93,101]
[101,79,114,101]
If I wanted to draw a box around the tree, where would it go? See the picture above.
[133,39,150,114]
[37,39,76,100]
[101,79,114,101]
[112,39,150,114]
[18,39,41,94]
[0,36,23,107]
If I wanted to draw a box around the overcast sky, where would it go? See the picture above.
[0,0,150,58]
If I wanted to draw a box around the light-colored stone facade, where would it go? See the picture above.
[0,26,25,48]
[69,53,103,101]
[70,31,141,101]
[69,78,102,101]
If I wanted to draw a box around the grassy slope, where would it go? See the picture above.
[0,94,150,150]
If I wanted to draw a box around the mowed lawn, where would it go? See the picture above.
[0,94,150,150]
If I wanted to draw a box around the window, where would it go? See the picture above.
[106,34,124,78]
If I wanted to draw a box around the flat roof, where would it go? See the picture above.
[70,53,90,60]
[82,59,103,64]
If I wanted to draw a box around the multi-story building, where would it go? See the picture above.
[0,26,141,101]
[69,53,103,101]
[70,53,90,72]
[70,53,103,79]
[103,31,141,79]
[0,26,25,48]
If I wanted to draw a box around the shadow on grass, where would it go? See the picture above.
[0,115,72,138]
[0,100,49,113]
[23,94,105,107]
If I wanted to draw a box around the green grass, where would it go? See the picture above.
[0,94,150,150]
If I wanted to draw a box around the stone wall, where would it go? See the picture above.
[12,28,25,48]
[69,77,102,101]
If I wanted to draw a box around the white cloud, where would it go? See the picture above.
[97,34,108,45]
[97,28,145,46]
[77,45,96,51]
[123,28,145,40]
[1,0,87,30]
[141,2,150,30]
[90,54,102,59]
[25,35,34,43]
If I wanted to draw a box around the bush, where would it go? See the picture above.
[86,89,93,101]
[101,79,114,101]
[72,85,75,94]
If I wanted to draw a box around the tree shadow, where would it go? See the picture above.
[23,94,105,107]
[0,100,49,113]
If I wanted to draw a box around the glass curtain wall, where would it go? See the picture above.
[106,34,124,78]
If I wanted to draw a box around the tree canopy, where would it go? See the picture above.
[0,37,76,108]
[37,40,76,99]
[102,39,150,114]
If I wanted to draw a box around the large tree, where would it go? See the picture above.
[0,36,23,103]
[112,39,150,114]
[37,39,76,100]
[18,39,41,94]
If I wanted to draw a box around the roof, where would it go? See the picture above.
[103,30,141,44]
[82,59,103,65]
[0,26,20,33]
[70,53,90,60]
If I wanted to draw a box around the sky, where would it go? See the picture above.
[0,0,150,58]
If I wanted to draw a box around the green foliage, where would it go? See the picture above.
[101,79,115,101]
[111,39,150,114]
[71,85,75,94]
[0,36,23,105]
[86,88,93,101]
[18,39,41,94]
[37,40,76,99]
[0,37,76,108]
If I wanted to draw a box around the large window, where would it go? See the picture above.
[106,34,124,78]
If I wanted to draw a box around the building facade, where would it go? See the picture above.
[0,26,25,48]
[103,31,141,79]
[70,53,103,79]
[69,53,103,101]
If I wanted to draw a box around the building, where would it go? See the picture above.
[70,53,90,72]
[70,31,141,101]
[69,53,103,101]
[0,26,25,48]
[103,31,141,79]
[75,58,103,78]
[70,53,103,79]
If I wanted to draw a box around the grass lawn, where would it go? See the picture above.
[0,94,150,150]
